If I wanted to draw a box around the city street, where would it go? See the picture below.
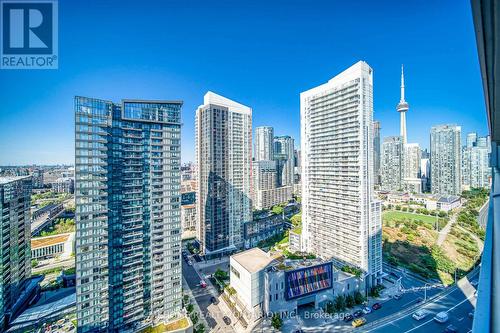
[182,250,234,332]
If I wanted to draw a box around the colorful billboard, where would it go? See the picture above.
[285,262,333,300]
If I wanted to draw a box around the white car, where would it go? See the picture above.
[362,307,372,314]
[412,310,428,321]
[434,311,449,323]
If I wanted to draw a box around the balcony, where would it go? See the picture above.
[471,1,499,332]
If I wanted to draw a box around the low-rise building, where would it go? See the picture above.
[50,177,74,194]
[31,233,75,260]
[254,186,292,210]
[228,248,362,325]
[244,213,285,249]
[288,230,301,253]
[181,204,196,232]
[436,195,461,212]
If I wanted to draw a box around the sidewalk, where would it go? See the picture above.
[182,277,210,330]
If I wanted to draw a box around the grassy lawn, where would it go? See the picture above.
[383,211,448,230]
[383,211,454,284]
[384,211,439,224]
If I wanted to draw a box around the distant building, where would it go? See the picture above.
[294,149,301,183]
[51,177,74,194]
[181,162,196,181]
[402,143,422,193]
[243,213,286,249]
[381,136,403,191]
[462,133,491,189]
[31,232,74,260]
[252,160,292,210]
[373,121,381,185]
[195,92,252,257]
[300,61,382,287]
[420,157,431,192]
[181,180,196,205]
[274,136,294,187]
[255,126,274,161]
[181,204,196,233]
[31,169,44,189]
[430,124,462,195]
[0,176,33,326]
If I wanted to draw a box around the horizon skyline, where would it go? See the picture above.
[0,0,488,165]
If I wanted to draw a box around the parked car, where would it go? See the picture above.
[223,316,231,325]
[434,312,449,323]
[352,317,367,328]
[412,310,429,321]
[468,311,474,318]
[372,302,382,310]
[415,297,424,303]
[362,306,372,314]
[353,310,364,318]
[200,280,207,288]
[393,293,402,300]
[210,296,218,304]
[444,324,458,333]
[343,314,354,322]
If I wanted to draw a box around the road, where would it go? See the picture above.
[477,199,489,229]
[182,251,234,332]
[362,268,479,333]
[33,257,75,273]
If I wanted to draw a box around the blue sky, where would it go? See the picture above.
[0,0,488,165]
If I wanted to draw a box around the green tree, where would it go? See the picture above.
[325,301,334,314]
[190,312,199,325]
[271,313,283,331]
[272,205,284,215]
[335,295,346,311]
[31,259,38,268]
[195,324,206,333]
[345,294,355,308]
[354,291,365,305]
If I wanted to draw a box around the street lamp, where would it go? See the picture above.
[424,283,431,301]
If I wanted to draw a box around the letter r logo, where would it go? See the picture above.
[2,1,53,54]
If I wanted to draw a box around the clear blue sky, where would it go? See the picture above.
[0,0,487,165]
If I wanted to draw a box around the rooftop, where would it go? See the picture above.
[438,195,461,203]
[231,248,276,273]
[0,175,30,185]
[31,233,71,249]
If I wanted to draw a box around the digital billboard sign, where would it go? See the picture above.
[284,262,333,300]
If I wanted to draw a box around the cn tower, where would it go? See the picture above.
[397,65,409,144]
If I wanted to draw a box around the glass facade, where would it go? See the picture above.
[75,97,182,332]
[0,176,32,326]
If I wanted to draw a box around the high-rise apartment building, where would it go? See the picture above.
[430,124,462,195]
[254,126,274,161]
[0,176,32,327]
[381,136,403,191]
[300,61,382,287]
[462,133,491,189]
[75,97,183,332]
[274,136,294,187]
[195,92,252,257]
[402,143,422,193]
[373,121,381,185]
